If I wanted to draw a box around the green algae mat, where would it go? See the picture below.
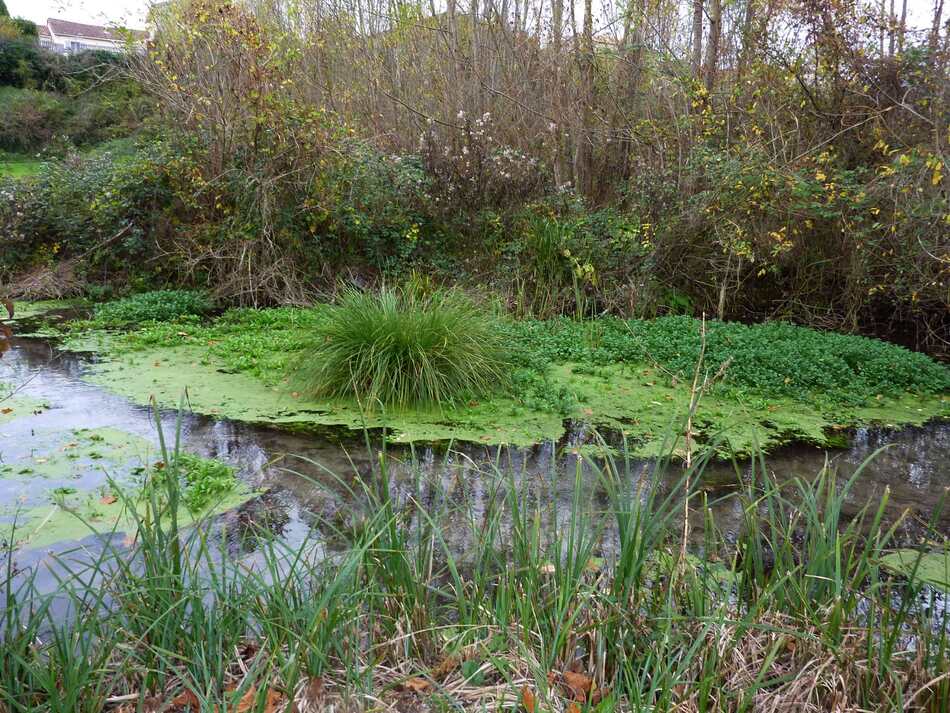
[1,374,253,550]
[880,550,950,591]
[0,423,253,550]
[55,305,949,455]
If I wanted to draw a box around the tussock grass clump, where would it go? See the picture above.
[294,286,511,409]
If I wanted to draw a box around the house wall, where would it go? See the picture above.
[46,32,125,54]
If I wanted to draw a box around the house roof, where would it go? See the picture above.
[46,18,147,42]
[37,25,51,38]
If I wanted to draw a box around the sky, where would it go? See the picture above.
[5,0,939,34]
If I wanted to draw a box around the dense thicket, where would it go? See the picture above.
[0,39,149,152]
[1,0,947,354]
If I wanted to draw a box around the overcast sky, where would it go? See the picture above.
[5,0,939,34]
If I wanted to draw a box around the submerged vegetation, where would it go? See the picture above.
[4,433,950,711]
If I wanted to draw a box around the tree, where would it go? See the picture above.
[704,0,721,91]
[0,0,8,17]
[691,0,703,77]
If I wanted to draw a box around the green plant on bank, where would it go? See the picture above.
[3,418,950,711]
[291,286,512,410]
[91,290,214,327]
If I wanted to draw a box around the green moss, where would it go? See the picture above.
[0,160,42,179]
[86,345,564,445]
[0,427,145,480]
[880,550,950,591]
[6,487,253,550]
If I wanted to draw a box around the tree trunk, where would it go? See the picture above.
[691,0,703,78]
[931,0,945,55]
[551,0,569,186]
[888,0,896,57]
[898,0,907,52]
[704,0,721,91]
[574,0,595,197]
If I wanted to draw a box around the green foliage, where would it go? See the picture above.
[0,143,174,281]
[317,144,435,272]
[0,156,41,178]
[0,87,66,152]
[4,437,950,710]
[506,315,950,405]
[175,453,239,512]
[92,290,213,327]
[293,286,512,409]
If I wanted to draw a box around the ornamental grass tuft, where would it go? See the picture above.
[293,286,511,409]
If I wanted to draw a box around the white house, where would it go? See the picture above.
[36,18,146,55]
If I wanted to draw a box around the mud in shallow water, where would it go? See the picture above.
[2,336,949,594]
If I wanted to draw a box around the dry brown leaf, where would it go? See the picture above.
[264,688,287,713]
[566,703,581,713]
[521,685,537,713]
[171,689,200,709]
[3,300,13,320]
[235,686,257,713]
[430,654,461,679]
[100,495,118,505]
[562,671,593,702]
[0,408,12,415]
[404,676,430,692]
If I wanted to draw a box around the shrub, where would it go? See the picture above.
[92,289,213,326]
[293,286,511,409]
[0,87,66,152]
[0,143,174,283]
[316,144,435,273]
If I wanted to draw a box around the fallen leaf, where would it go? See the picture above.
[171,689,200,708]
[431,654,461,679]
[0,408,12,415]
[404,677,430,692]
[264,688,286,713]
[562,671,593,702]
[100,495,118,505]
[566,703,581,713]
[521,685,536,713]
[235,686,257,712]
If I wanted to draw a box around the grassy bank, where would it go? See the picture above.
[63,296,950,454]
[0,159,41,179]
[3,432,950,712]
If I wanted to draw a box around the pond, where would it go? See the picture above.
[3,332,949,591]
